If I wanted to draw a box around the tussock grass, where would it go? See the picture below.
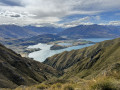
[63,84,74,90]
[2,69,120,90]
[36,84,48,89]
[84,73,120,90]
[90,77,116,90]
[48,83,74,90]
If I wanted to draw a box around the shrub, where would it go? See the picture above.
[36,84,48,89]
[55,83,62,88]
[90,77,120,90]
[50,83,62,90]
[63,84,74,90]
[91,81,114,90]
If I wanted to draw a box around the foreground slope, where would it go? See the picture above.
[44,38,120,79]
[0,44,60,88]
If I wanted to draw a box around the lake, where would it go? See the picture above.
[28,38,112,62]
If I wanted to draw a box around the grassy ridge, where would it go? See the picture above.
[44,38,120,79]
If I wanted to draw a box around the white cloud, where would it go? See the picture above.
[59,16,102,28]
[94,16,101,21]
[108,21,120,26]
[99,21,120,26]
[0,0,119,26]
[62,16,90,27]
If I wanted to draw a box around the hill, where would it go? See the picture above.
[44,37,120,79]
[24,25,64,34]
[0,25,36,38]
[9,34,66,46]
[0,43,60,88]
[58,24,120,38]
[0,25,64,39]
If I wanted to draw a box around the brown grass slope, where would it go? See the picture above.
[44,38,120,79]
[0,44,60,88]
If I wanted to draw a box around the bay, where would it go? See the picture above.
[28,38,112,62]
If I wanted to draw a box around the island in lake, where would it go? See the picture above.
[49,39,94,50]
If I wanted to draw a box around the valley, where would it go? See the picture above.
[0,37,120,90]
[1,33,111,62]
[0,24,119,90]
[28,38,111,62]
[0,33,96,59]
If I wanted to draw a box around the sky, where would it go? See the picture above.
[0,0,120,27]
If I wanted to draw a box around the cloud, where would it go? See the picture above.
[0,11,30,18]
[59,16,102,28]
[62,16,90,27]
[0,0,22,6]
[99,21,120,26]
[0,0,119,26]
[108,21,120,26]
[94,16,101,21]
[10,14,20,17]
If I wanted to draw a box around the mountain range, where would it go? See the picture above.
[59,24,120,38]
[0,25,36,38]
[24,25,64,34]
[0,25,64,39]
[0,24,120,39]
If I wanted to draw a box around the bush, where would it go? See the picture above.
[91,81,114,90]
[50,83,62,90]
[90,77,120,90]
[63,85,74,90]
[36,84,48,89]
[55,83,62,88]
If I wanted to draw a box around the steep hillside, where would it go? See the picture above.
[0,43,60,88]
[59,24,120,38]
[44,38,120,79]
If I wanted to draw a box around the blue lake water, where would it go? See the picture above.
[28,38,112,62]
